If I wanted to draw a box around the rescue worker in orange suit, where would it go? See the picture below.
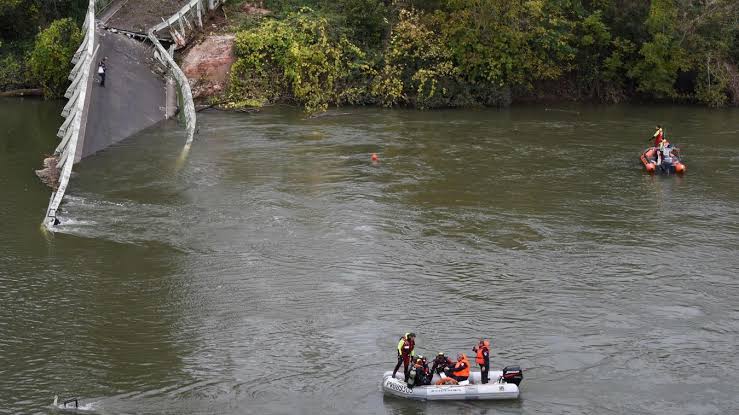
[652,125,664,147]
[473,339,491,384]
[392,332,416,380]
[447,353,471,382]
[430,352,454,376]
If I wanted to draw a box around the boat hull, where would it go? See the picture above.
[381,371,520,401]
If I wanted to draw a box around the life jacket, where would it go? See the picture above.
[475,340,490,365]
[403,339,415,357]
[452,354,470,378]
[396,335,406,354]
[397,334,415,357]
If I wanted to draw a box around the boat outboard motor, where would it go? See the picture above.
[502,366,523,386]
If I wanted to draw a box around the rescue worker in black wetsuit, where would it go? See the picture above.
[407,356,432,388]
[430,352,454,376]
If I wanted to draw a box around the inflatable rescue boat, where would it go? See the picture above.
[381,367,522,401]
[641,146,686,174]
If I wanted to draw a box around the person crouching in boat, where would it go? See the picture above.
[657,137,671,166]
[407,356,432,388]
[447,353,471,382]
[392,332,416,381]
[473,339,491,384]
[431,352,454,376]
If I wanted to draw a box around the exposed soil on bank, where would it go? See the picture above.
[181,35,236,100]
[178,1,271,102]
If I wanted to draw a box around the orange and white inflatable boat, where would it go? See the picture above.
[641,146,686,174]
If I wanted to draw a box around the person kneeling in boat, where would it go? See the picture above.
[446,353,471,382]
[431,352,454,376]
[656,138,671,166]
[407,356,432,388]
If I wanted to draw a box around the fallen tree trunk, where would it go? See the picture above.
[0,88,43,97]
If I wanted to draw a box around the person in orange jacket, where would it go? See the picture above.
[473,339,491,384]
[447,353,471,382]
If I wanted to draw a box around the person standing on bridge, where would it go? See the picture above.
[97,58,107,87]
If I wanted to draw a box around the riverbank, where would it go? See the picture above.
[177,0,739,115]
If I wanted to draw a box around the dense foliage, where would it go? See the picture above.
[228,0,739,113]
[28,18,82,98]
[229,9,370,113]
[0,0,86,95]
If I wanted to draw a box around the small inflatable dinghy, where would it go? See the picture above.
[381,367,522,400]
[641,146,686,174]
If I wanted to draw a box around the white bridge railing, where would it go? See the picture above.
[148,33,196,145]
[43,0,98,230]
[149,0,224,147]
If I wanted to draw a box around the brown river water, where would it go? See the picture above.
[1,97,738,414]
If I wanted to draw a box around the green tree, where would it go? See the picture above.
[229,8,369,114]
[443,1,574,90]
[371,9,456,108]
[627,0,687,98]
[28,17,81,98]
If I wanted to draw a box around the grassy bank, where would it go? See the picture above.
[222,0,739,114]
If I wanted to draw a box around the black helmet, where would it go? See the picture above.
[409,332,416,338]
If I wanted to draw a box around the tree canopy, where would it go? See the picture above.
[0,0,86,95]
[227,0,739,112]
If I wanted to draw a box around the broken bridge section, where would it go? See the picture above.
[80,27,169,158]
[41,0,215,230]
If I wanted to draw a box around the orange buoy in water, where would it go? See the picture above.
[675,163,686,174]
[371,153,379,162]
